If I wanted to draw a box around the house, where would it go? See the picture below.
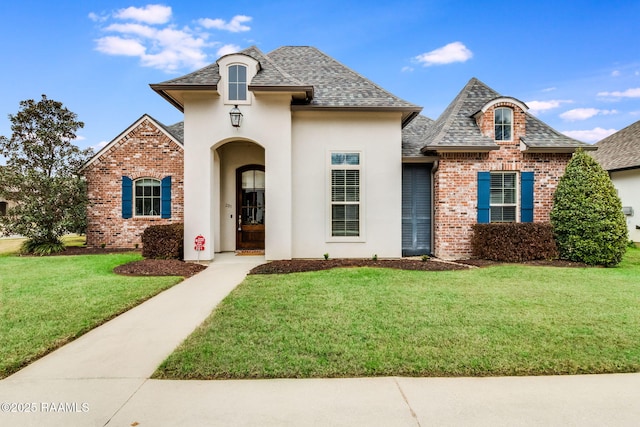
[591,119,640,243]
[83,45,593,261]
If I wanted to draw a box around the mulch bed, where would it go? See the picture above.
[249,258,469,274]
[114,259,207,278]
[39,246,592,277]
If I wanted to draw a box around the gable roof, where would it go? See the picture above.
[421,77,592,153]
[81,114,184,171]
[151,45,421,126]
[592,119,640,171]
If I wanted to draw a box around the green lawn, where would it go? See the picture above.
[155,247,640,379]
[0,234,86,256]
[0,253,182,378]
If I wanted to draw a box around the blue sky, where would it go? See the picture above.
[1,0,639,154]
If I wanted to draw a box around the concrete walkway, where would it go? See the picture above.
[2,253,640,426]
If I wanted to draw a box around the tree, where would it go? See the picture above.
[0,95,93,254]
[550,148,627,266]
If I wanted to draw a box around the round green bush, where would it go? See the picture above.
[550,149,627,266]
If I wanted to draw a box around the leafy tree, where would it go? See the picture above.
[0,95,93,254]
[550,148,627,266]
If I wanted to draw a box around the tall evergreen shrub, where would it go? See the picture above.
[550,149,627,266]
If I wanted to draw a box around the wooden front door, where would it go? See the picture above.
[236,165,265,250]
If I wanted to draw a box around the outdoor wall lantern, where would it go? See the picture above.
[229,105,243,127]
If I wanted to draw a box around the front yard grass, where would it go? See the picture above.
[0,253,182,378]
[156,247,640,379]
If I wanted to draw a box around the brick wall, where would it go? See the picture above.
[83,118,184,248]
[433,104,571,259]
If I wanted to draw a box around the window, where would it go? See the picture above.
[228,64,247,101]
[494,107,512,141]
[330,153,360,237]
[490,172,517,222]
[135,178,161,216]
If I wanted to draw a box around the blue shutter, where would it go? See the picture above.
[161,176,172,219]
[477,172,490,223]
[122,176,132,219]
[521,172,534,223]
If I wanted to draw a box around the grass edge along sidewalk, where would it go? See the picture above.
[156,247,640,379]
[0,252,182,378]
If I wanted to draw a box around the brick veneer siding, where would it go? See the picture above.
[83,119,184,248]
[433,104,571,259]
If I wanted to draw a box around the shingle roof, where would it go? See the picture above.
[421,78,498,150]
[151,45,421,124]
[592,119,640,171]
[161,121,184,144]
[402,115,434,157]
[421,77,592,152]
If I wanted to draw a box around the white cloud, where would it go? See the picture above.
[597,87,640,98]
[562,127,617,143]
[542,87,557,92]
[611,70,621,77]
[560,108,618,121]
[95,36,146,56]
[114,4,172,24]
[88,12,107,23]
[401,66,414,73]
[91,6,253,72]
[216,44,241,57]
[526,99,573,115]
[414,42,472,67]
[198,15,252,32]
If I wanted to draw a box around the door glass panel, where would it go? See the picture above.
[241,169,265,225]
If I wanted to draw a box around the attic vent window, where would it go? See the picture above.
[228,64,247,101]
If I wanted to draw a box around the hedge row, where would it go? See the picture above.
[142,223,184,259]
[470,223,558,262]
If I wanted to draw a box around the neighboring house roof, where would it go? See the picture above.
[592,119,640,171]
[81,114,184,171]
[402,115,435,157]
[421,77,592,153]
[151,45,422,127]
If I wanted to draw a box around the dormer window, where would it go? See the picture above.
[494,107,512,141]
[228,64,247,101]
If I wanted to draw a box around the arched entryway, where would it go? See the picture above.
[236,164,265,250]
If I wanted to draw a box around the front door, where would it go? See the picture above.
[236,165,265,250]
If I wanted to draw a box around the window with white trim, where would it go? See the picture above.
[494,107,513,141]
[228,64,247,101]
[135,178,161,216]
[490,172,517,222]
[330,152,360,237]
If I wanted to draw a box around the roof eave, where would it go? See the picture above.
[520,139,598,153]
[421,145,500,153]
[150,84,218,112]
[291,105,422,125]
[249,85,314,99]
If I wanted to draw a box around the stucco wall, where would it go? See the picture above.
[291,111,403,259]
[610,168,640,242]
[182,91,293,261]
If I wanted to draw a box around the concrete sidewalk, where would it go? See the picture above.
[2,253,640,426]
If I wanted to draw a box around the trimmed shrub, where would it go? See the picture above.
[471,223,558,262]
[550,149,627,266]
[142,223,184,259]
